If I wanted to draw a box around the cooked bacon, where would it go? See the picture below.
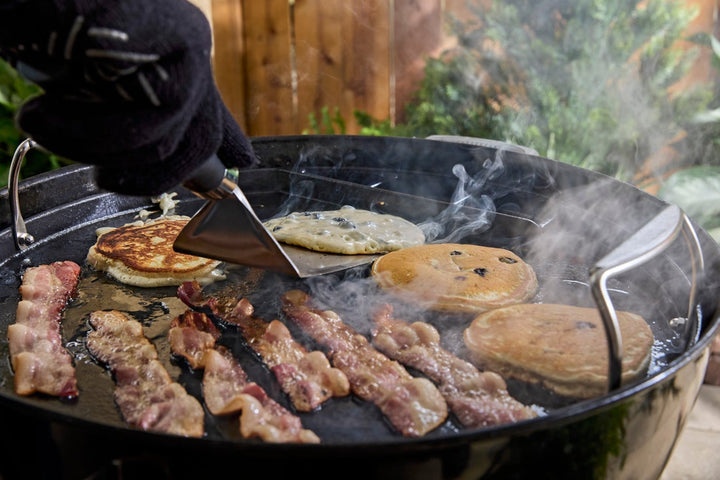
[372,304,540,428]
[168,307,320,444]
[225,299,350,412]
[86,310,204,438]
[202,347,320,443]
[169,310,221,369]
[178,281,349,412]
[281,290,448,437]
[177,280,206,306]
[7,261,80,397]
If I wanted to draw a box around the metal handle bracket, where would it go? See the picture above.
[8,138,39,251]
[590,205,704,392]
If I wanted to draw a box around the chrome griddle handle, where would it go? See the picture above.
[8,138,38,251]
[589,205,704,393]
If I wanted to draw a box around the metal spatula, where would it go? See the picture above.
[173,155,379,278]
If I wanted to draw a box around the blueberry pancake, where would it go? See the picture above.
[463,303,654,398]
[263,206,425,255]
[371,243,537,312]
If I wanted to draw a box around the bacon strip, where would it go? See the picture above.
[7,261,81,397]
[169,309,320,444]
[203,347,320,443]
[178,281,349,412]
[281,290,448,437]
[168,310,221,369]
[86,310,204,438]
[372,304,540,428]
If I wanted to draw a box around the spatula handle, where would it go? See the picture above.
[183,153,236,200]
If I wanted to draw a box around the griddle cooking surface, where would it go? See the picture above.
[0,137,713,449]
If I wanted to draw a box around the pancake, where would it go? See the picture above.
[371,243,537,313]
[263,206,425,254]
[86,216,225,287]
[463,303,654,398]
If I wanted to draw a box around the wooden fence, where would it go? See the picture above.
[203,0,461,136]
[196,0,716,137]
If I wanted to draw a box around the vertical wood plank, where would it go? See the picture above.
[294,0,344,132]
[393,0,443,124]
[295,0,391,134]
[346,0,391,130]
[211,0,248,132]
[242,0,296,135]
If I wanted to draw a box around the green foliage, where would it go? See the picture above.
[657,164,720,243]
[303,106,347,135]
[0,58,69,188]
[355,110,395,136]
[357,0,715,184]
[658,166,720,230]
[657,33,720,242]
[358,55,510,139]
[669,31,720,170]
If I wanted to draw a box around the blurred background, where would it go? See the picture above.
[4,0,720,243]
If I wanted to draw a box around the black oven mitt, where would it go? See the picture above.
[0,0,258,196]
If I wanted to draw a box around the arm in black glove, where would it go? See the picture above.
[0,0,258,196]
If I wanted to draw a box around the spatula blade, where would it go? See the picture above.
[173,190,302,277]
[173,191,378,278]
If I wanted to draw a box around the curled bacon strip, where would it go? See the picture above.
[202,346,320,443]
[87,310,205,438]
[372,304,540,428]
[281,290,448,438]
[169,308,320,444]
[7,261,81,397]
[178,281,349,412]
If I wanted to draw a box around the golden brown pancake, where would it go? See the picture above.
[463,303,654,398]
[87,217,224,287]
[371,243,538,313]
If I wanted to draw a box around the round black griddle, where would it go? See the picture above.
[0,135,718,480]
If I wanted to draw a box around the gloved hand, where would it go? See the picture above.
[0,0,258,196]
